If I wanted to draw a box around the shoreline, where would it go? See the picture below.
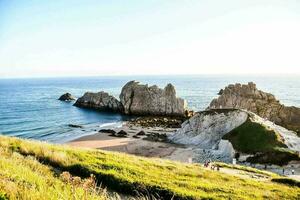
[67,121,300,181]
[67,122,195,162]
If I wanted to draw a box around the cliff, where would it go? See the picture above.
[119,81,187,116]
[209,82,300,135]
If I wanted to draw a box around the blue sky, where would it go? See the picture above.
[1,0,300,78]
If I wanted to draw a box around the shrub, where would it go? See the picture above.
[272,178,300,187]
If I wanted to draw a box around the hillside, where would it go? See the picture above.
[223,113,300,165]
[0,136,299,199]
[168,109,300,165]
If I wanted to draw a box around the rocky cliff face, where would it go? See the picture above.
[74,92,124,112]
[209,82,300,134]
[168,109,247,163]
[169,109,248,148]
[169,109,300,163]
[119,81,187,116]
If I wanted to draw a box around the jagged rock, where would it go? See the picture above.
[136,130,146,136]
[58,93,75,101]
[169,109,248,148]
[218,89,224,95]
[119,81,187,116]
[110,130,127,137]
[74,91,124,112]
[169,108,300,163]
[209,82,300,134]
[168,109,249,163]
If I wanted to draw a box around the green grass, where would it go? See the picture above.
[0,193,7,200]
[0,145,109,200]
[223,118,287,153]
[223,118,300,165]
[0,136,299,199]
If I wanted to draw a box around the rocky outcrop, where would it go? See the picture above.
[209,82,300,134]
[169,108,300,163]
[74,91,124,112]
[168,109,248,163]
[119,81,187,116]
[58,93,75,101]
[169,109,248,148]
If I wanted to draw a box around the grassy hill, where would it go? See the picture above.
[0,136,299,200]
[223,117,300,165]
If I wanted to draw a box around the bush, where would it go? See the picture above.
[246,149,300,166]
[0,193,7,200]
[272,178,300,187]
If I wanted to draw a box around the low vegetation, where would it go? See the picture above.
[213,162,278,178]
[223,118,300,165]
[271,178,300,188]
[0,146,109,199]
[0,136,300,199]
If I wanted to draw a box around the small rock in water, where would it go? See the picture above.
[58,93,75,101]
[68,124,83,128]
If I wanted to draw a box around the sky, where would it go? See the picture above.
[0,0,300,78]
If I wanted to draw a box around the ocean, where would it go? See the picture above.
[1,75,300,143]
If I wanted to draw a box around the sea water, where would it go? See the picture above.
[0,75,299,143]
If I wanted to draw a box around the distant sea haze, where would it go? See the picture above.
[0,75,300,143]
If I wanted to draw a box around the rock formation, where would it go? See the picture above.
[168,109,248,163]
[169,109,248,148]
[169,109,300,163]
[119,81,187,116]
[209,82,300,134]
[58,93,75,101]
[74,91,124,112]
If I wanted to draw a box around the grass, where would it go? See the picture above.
[0,193,7,200]
[223,118,300,165]
[223,118,287,153]
[0,136,300,199]
[0,146,109,200]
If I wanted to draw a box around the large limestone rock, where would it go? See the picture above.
[74,91,124,112]
[168,109,247,163]
[119,81,187,116]
[169,109,248,148]
[209,82,300,134]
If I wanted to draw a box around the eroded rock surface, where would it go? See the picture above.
[74,91,124,112]
[169,108,300,163]
[119,81,186,116]
[169,109,248,148]
[209,82,300,134]
[168,109,248,163]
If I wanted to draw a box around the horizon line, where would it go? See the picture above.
[1,72,300,80]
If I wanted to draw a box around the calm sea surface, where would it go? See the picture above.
[1,75,300,143]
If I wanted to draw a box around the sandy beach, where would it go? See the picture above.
[68,122,300,181]
[68,123,195,162]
